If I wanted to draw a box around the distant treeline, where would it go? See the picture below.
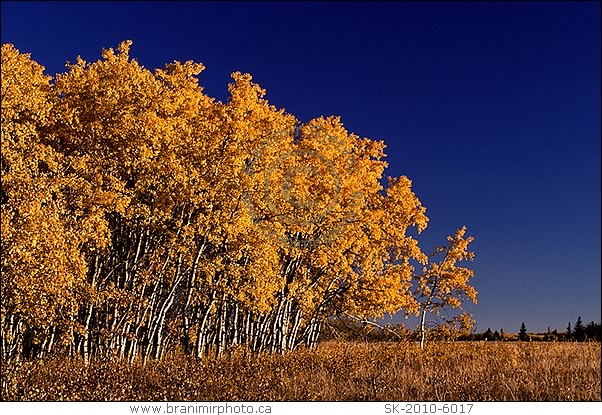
[321,316,602,343]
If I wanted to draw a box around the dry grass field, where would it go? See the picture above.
[2,341,600,401]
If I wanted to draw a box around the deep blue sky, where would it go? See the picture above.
[2,1,600,333]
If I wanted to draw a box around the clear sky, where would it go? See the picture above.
[2,1,600,333]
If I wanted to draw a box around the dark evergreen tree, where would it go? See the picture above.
[519,322,528,341]
[584,321,601,342]
[566,322,572,341]
[574,316,585,342]
[483,328,493,341]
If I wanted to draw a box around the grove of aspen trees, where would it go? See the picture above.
[1,41,476,363]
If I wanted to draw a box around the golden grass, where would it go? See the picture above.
[2,341,600,401]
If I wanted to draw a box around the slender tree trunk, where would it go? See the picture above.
[195,296,216,358]
[419,307,427,349]
[288,307,301,350]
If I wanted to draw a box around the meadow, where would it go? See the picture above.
[2,341,599,401]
